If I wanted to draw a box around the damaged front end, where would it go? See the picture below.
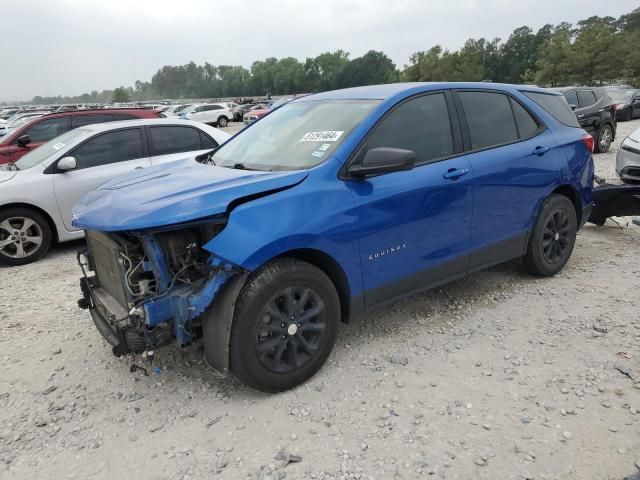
[77,217,242,357]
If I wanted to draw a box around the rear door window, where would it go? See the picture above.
[71,128,143,169]
[21,117,70,143]
[71,114,115,128]
[458,91,518,150]
[113,114,138,121]
[564,91,578,107]
[366,93,454,165]
[148,126,209,155]
[577,90,597,108]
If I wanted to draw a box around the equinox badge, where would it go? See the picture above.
[368,242,407,261]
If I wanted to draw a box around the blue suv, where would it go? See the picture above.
[74,83,594,392]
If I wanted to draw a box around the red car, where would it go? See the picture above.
[0,109,162,164]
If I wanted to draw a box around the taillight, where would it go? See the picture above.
[611,103,617,113]
[582,133,594,153]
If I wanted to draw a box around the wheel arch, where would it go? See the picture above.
[275,248,352,323]
[0,202,59,242]
[551,184,582,225]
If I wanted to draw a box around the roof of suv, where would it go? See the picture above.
[76,118,218,133]
[297,82,554,102]
[36,108,161,119]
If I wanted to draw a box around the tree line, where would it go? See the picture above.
[24,7,640,105]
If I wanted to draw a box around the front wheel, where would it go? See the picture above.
[595,124,613,153]
[524,194,577,276]
[229,259,340,392]
[217,116,229,128]
[0,207,52,266]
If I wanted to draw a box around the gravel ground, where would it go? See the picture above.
[1,120,640,480]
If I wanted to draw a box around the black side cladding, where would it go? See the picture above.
[588,184,640,225]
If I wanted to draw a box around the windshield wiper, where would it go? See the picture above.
[6,160,19,171]
[232,163,252,170]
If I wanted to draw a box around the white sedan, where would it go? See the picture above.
[0,118,230,265]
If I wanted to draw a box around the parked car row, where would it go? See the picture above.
[0,109,162,164]
[0,119,230,265]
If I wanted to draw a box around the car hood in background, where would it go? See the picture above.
[626,127,640,145]
[0,169,17,183]
[247,108,270,118]
[72,161,308,231]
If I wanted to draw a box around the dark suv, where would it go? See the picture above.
[556,87,616,153]
[0,109,163,164]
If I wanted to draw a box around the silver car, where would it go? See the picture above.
[616,126,640,183]
[0,119,230,266]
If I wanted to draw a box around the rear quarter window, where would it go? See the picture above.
[522,92,580,128]
[458,91,519,149]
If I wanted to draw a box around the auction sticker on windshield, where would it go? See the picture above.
[300,131,344,142]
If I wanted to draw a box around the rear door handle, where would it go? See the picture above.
[533,146,550,156]
[443,167,469,180]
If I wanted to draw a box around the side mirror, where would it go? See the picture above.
[17,134,31,147]
[569,104,577,111]
[57,156,77,171]
[348,147,416,178]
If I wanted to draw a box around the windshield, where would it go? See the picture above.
[8,114,42,128]
[181,105,199,115]
[270,97,291,109]
[608,90,635,103]
[14,128,90,170]
[214,99,379,171]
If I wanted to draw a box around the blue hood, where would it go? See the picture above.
[72,161,308,231]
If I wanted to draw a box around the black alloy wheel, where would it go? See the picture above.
[524,194,577,277]
[226,258,340,392]
[255,286,327,374]
[541,210,571,264]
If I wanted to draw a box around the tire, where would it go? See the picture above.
[229,258,340,392]
[595,123,613,153]
[0,207,52,266]
[216,116,229,128]
[524,194,577,277]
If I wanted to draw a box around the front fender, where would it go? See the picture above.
[202,173,364,297]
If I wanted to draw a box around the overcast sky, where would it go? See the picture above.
[1,0,637,101]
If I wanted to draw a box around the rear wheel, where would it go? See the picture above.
[229,258,340,392]
[0,207,52,266]
[595,124,613,153]
[217,116,229,128]
[524,195,577,276]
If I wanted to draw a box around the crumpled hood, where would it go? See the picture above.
[0,168,17,184]
[72,160,308,231]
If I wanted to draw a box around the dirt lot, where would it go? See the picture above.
[1,120,640,480]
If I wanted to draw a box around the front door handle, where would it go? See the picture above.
[533,146,550,156]
[133,166,144,171]
[443,167,469,180]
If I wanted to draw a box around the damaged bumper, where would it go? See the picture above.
[77,227,242,358]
